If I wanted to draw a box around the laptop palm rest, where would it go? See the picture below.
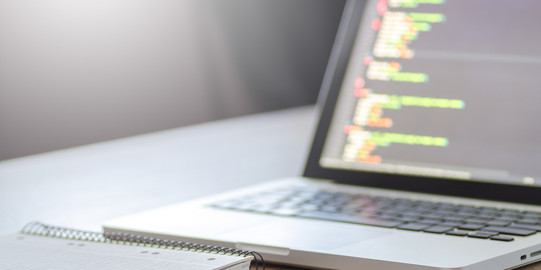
[219,219,391,252]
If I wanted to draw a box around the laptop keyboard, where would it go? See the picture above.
[210,188,541,242]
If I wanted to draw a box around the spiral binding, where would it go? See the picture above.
[21,221,265,270]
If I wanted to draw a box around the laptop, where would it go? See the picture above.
[104,0,541,269]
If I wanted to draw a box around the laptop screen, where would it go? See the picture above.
[310,0,541,192]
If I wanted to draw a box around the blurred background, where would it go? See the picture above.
[0,0,345,161]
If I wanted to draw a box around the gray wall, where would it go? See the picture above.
[0,0,344,160]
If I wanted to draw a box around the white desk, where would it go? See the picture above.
[0,106,316,235]
[1,105,539,270]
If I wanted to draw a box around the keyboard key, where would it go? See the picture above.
[468,233,491,239]
[496,216,519,221]
[422,213,446,219]
[423,225,453,234]
[454,211,475,218]
[475,231,498,236]
[379,209,404,216]
[482,226,536,236]
[522,212,541,219]
[516,219,540,225]
[439,221,463,227]
[499,210,522,218]
[401,210,425,218]
[486,220,511,227]
[417,218,441,225]
[457,223,486,230]
[467,231,498,239]
[445,230,469,236]
[490,235,514,242]
[434,203,458,210]
[397,223,431,231]
[443,216,466,223]
[296,211,404,228]
[509,224,541,232]
[394,216,422,222]
[465,218,491,224]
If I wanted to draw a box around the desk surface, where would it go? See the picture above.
[1,105,540,270]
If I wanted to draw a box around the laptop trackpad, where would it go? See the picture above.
[220,220,391,251]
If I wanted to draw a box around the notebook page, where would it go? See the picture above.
[0,233,251,270]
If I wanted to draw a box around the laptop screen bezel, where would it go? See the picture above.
[303,0,541,206]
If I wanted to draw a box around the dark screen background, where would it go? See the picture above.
[325,0,541,185]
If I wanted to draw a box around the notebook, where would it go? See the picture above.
[104,0,541,269]
[0,222,261,270]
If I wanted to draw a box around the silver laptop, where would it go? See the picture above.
[104,0,541,269]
